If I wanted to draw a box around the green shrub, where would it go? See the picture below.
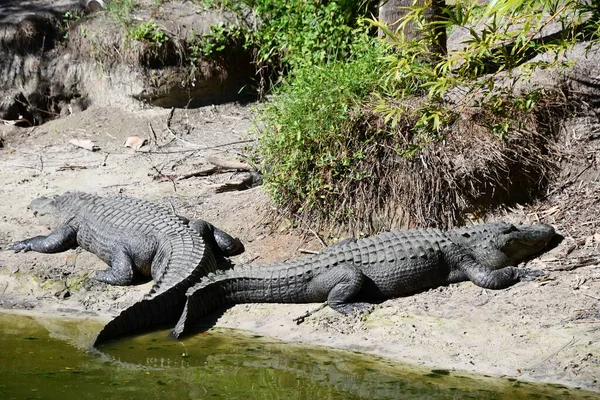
[198,0,373,85]
[253,0,598,232]
[255,36,390,215]
[128,21,169,47]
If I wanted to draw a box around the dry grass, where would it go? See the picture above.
[281,89,571,238]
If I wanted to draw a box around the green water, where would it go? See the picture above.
[0,312,597,400]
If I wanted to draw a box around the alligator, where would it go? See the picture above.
[10,191,244,345]
[173,222,556,338]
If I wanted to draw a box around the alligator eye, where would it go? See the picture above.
[503,224,519,234]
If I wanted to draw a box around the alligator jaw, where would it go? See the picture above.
[501,223,557,263]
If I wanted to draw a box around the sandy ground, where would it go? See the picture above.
[0,101,599,393]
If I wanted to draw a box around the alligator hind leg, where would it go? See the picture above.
[94,248,136,286]
[187,219,244,257]
[11,226,77,253]
[311,264,373,315]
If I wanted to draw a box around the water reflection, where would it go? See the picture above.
[0,312,597,400]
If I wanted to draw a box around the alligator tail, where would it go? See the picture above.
[94,289,183,346]
[172,260,310,338]
[171,271,231,339]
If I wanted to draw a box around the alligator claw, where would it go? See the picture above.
[518,268,548,282]
[10,241,31,253]
[332,302,374,315]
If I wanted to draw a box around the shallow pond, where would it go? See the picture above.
[0,312,597,400]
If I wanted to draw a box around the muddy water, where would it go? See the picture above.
[0,312,596,400]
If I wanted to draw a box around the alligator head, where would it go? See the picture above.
[27,195,61,229]
[494,222,557,264]
[27,192,86,229]
[453,222,557,269]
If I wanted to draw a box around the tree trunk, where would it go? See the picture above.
[379,0,447,56]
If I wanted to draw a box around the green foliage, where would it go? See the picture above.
[477,89,542,140]
[255,38,389,213]
[188,23,246,59]
[248,0,366,71]
[253,0,598,230]
[197,0,371,75]
[60,11,83,41]
[128,21,169,47]
[368,0,597,142]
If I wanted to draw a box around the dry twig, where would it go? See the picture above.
[298,248,320,255]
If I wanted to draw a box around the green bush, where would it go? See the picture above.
[253,0,599,232]
[249,0,366,71]
[199,0,372,81]
[255,36,390,215]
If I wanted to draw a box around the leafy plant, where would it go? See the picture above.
[367,0,597,140]
[60,11,83,41]
[188,23,246,59]
[255,37,389,216]
[128,21,169,47]
[253,0,598,232]
[197,0,372,90]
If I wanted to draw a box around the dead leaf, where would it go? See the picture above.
[69,139,100,152]
[123,136,147,150]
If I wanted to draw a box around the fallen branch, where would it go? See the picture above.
[207,155,254,171]
[152,167,221,182]
[296,218,328,248]
[57,164,88,171]
[165,108,200,148]
[176,167,219,180]
[154,158,259,183]
[581,292,600,301]
[148,121,158,145]
[213,173,262,192]
[293,303,328,324]
[143,139,257,154]
[548,256,600,271]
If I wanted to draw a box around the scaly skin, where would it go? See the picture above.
[173,222,556,338]
[11,192,244,345]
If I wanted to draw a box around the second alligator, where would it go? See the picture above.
[174,222,556,337]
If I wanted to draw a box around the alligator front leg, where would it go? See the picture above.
[311,264,373,314]
[11,226,77,254]
[463,261,520,289]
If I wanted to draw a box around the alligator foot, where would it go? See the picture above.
[518,268,548,282]
[329,302,374,315]
[94,268,134,286]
